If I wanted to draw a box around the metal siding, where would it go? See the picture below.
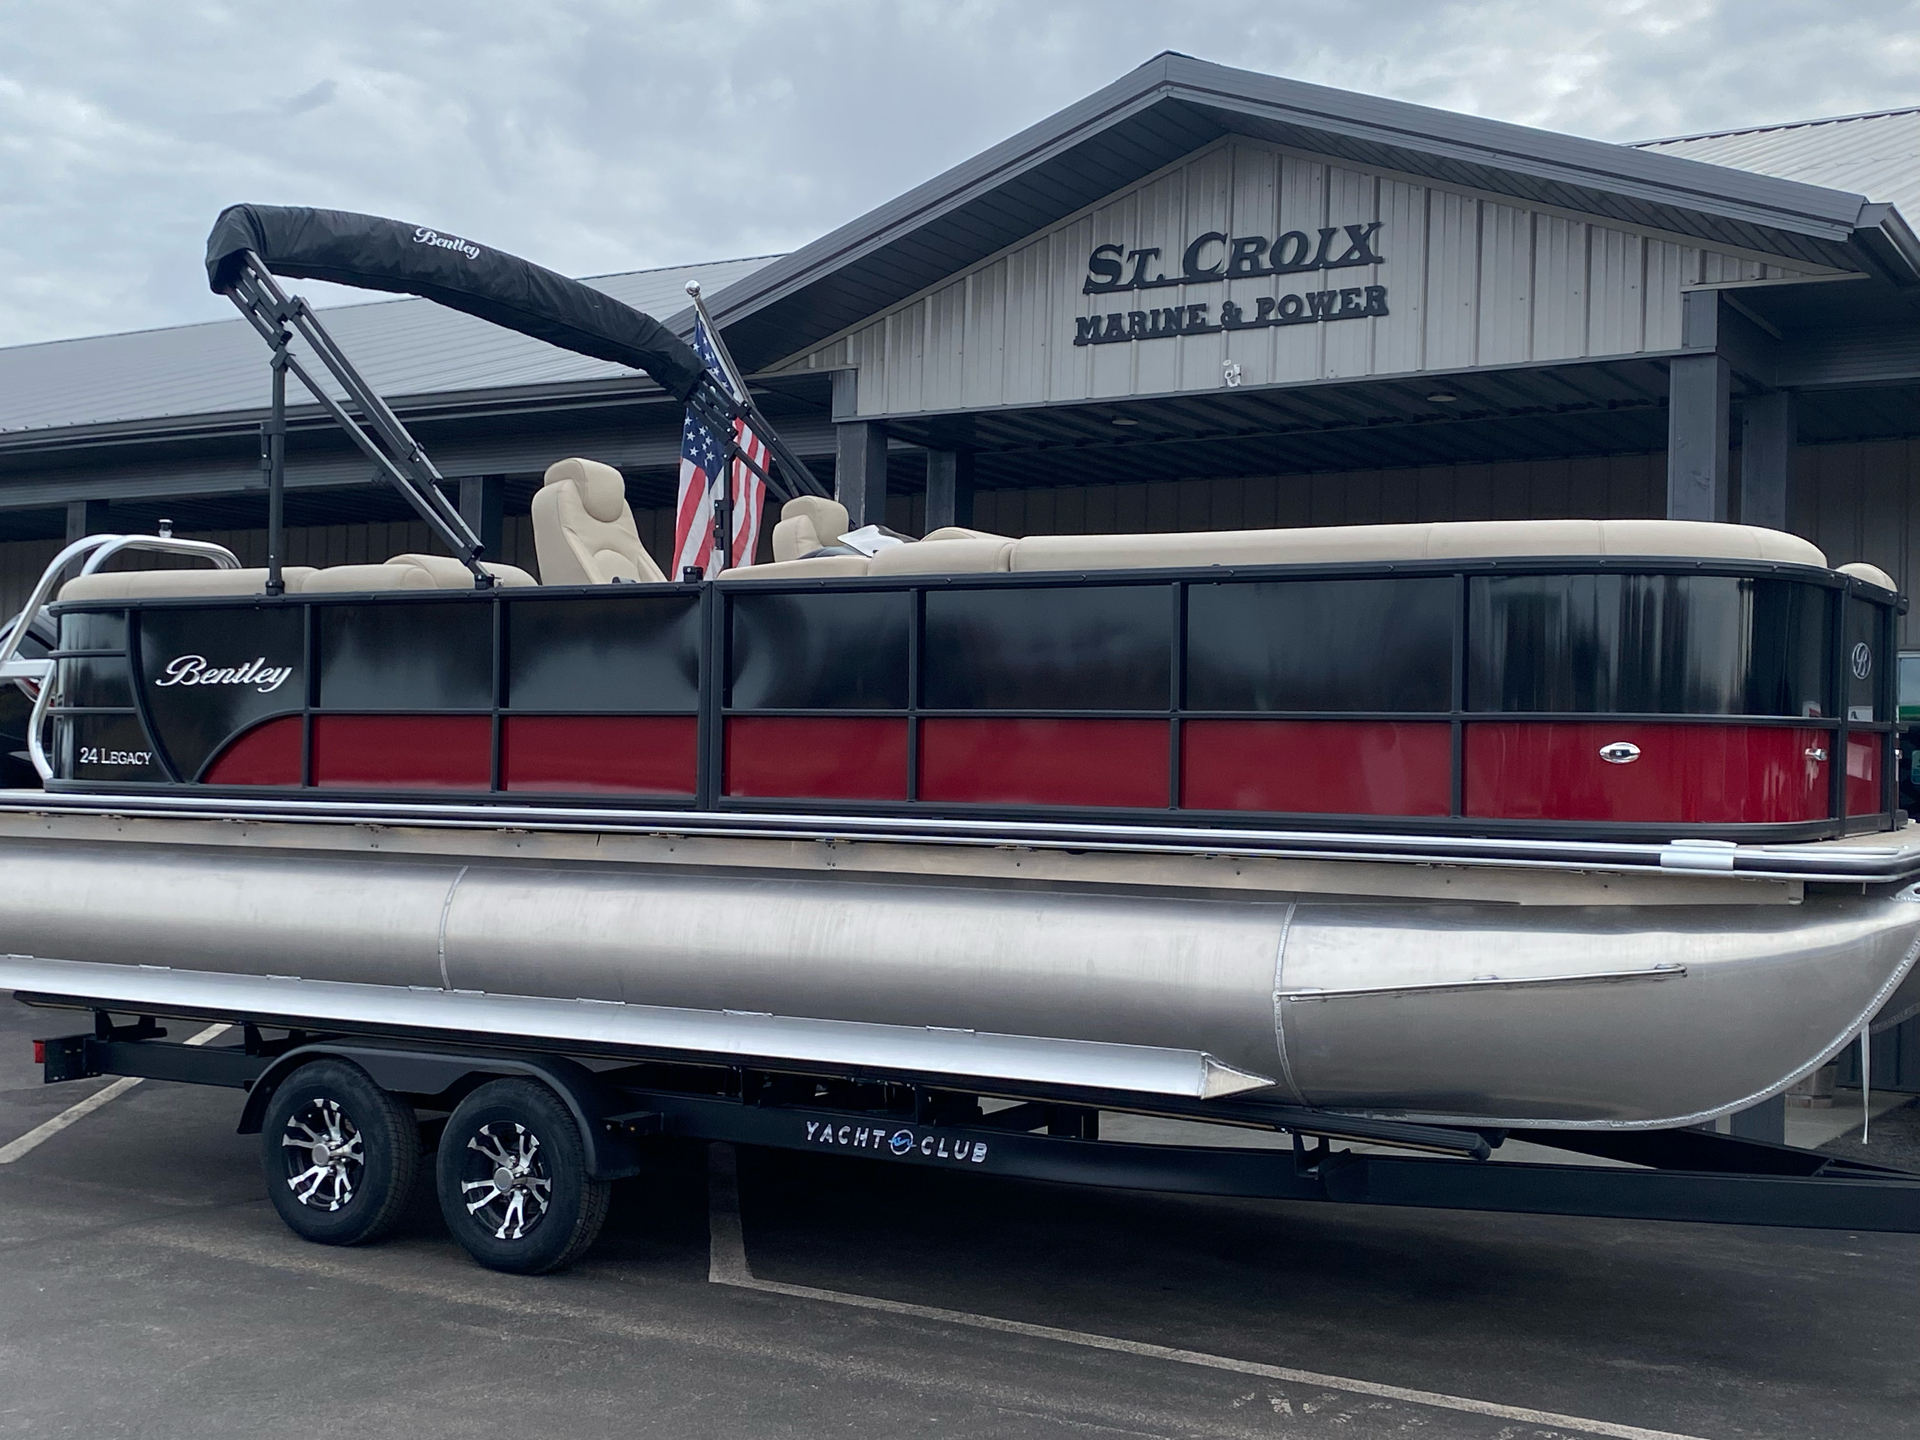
[1373,179,1427,375]
[1002,238,1050,405]
[1587,227,1645,357]
[925,279,967,411]
[1176,145,1234,395]
[1322,168,1377,380]
[1476,202,1533,367]
[1225,142,1280,388]
[1131,167,1189,397]
[1641,242,1694,351]
[1424,189,1479,371]
[884,300,928,416]
[962,264,1007,410]
[1272,153,1328,384]
[1531,215,1589,360]
[1049,214,1098,402]
[1088,186,1142,400]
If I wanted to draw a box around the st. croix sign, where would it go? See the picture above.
[1075,222,1387,346]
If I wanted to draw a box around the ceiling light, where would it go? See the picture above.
[1111,415,1140,426]
[1426,392,1459,404]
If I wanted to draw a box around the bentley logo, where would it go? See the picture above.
[1851,642,1872,681]
[413,227,482,261]
[155,654,293,694]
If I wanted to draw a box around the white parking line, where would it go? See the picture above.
[704,1143,1713,1440]
[0,1023,229,1164]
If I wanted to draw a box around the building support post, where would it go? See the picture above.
[1740,390,1795,532]
[924,449,975,531]
[458,475,506,559]
[64,499,110,543]
[1666,353,1731,521]
[831,369,888,531]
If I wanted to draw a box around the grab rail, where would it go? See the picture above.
[1,533,241,782]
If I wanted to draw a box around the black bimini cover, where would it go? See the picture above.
[206,203,707,401]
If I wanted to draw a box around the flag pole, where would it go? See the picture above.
[683,281,828,500]
[684,282,738,572]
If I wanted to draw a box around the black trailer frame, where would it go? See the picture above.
[21,1001,1920,1237]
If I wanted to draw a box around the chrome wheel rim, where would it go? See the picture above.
[460,1121,552,1241]
[281,1096,365,1211]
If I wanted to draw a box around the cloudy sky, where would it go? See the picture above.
[3,0,1914,346]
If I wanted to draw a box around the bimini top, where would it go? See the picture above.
[204,203,709,401]
[731,515,1842,582]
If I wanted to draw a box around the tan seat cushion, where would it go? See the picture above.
[772,496,851,562]
[58,566,318,601]
[867,536,1017,575]
[532,457,667,584]
[300,563,441,594]
[1007,520,1829,573]
[301,555,539,593]
[1837,561,1898,591]
[386,554,538,588]
[718,554,872,580]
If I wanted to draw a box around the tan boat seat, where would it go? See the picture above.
[532,457,666,585]
[719,554,872,580]
[1837,561,1898,592]
[58,566,319,601]
[868,535,1016,576]
[1007,519,1829,573]
[772,496,851,562]
[301,553,537,593]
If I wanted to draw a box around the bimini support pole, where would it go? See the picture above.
[262,324,289,596]
[224,252,492,587]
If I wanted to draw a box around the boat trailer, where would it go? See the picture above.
[17,997,1919,1274]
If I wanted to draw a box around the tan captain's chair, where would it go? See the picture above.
[532,457,667,584]
[771,496,851,562]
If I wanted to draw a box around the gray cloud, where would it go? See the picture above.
[2,0,1914,345]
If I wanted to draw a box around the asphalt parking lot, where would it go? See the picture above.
[0,995,1913,1440]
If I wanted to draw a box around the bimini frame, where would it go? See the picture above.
[212,203,829,591]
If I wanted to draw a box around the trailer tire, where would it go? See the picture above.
[436,1078,610,1275]
[260,1059,421,1247]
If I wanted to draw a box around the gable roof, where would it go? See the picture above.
[1633,107,1920,226]
[697,52,1906,374]
[0,256,776,439]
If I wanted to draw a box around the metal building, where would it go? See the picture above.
[2,54,1915,630]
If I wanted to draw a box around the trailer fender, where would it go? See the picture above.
[237,1045,643,1179]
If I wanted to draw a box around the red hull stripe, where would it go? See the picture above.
[202,714,303,786]
[920,718,1169,808]
[1182,719,1451,816]
[1465,722,1833,823]
[503,715,697,795]
[1847,736,1886,818]
[725,716,908,800]
[313,715,492,790]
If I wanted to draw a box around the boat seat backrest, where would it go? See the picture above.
[771,496,850,562]
[58,566,319,601]
[532,458,666,585]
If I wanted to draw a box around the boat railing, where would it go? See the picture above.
[1,532,241,782]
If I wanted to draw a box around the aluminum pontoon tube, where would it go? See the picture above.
[0,835,1914,1127]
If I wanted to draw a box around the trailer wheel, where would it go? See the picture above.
[260,1059,420,1247]
[435,1078,609,1275]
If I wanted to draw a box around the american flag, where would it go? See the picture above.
[672,318,769,579]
